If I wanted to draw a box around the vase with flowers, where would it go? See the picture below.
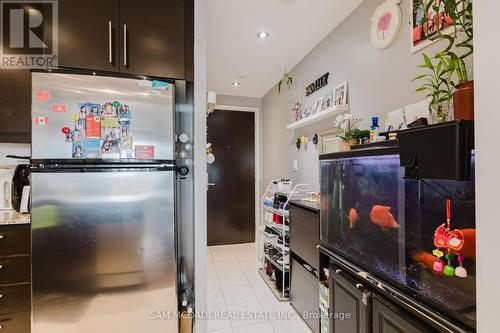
[334,114,370,151]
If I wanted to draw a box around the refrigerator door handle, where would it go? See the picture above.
[123,24,128,67]
[108,21,113,63]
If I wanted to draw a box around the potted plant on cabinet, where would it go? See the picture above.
[334,114,369,150]
[413,0,474,121]
[413,53,455,123]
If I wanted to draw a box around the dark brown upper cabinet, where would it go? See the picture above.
[0,71,31,143]
[58,0,120,72]
[119,0,185,79]
[58,0,186,79]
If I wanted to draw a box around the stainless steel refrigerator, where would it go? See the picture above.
[30,72,177,333]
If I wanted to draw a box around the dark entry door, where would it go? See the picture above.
[207,110,255,246]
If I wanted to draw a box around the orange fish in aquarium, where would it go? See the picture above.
[370,205,400,230]
[349,208,358,229]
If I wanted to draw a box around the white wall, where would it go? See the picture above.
[261,0,472,193]
[216,94,262,109]
[474,1,500,332]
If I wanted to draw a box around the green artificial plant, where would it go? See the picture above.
[277,69,293,94]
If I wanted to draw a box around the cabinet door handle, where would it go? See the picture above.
[123,24,128,67]
[108,21,113,63]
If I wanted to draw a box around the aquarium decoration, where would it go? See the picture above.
[432,199,467,278]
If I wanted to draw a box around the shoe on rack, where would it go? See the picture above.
[264,226,279,238]
[277,254,290,265]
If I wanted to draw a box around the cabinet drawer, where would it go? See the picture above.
[290,205,319,270]
[0,284,31,314]
[0,227,30,256]
[0,256,30,285]
[0,312,30,333]
[290,257,319,333]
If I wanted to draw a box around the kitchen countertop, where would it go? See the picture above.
[289,200,320,212]
[0,210,30,225]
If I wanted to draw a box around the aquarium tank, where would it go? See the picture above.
[320,153,476,329]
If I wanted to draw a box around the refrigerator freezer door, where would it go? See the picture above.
[31,170,177,333]
[32,72,174,160]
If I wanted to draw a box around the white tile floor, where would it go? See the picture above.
[207,243,313,333]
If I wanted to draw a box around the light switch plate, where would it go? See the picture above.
[293,160,298,171]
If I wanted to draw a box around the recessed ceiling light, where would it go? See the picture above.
[257,31,269,39]
[232,82,241,87]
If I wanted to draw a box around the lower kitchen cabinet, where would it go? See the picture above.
[0,312,30,333]
[290,256,319,333]
[0,225,31,333]
[372,294,438,333]
[330,267,371,333]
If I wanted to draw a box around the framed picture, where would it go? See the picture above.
[313,97,324,115]
[323,92,334,110]
[411,0,454,53]
[334,82,348,107]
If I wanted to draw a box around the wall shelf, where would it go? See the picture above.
[286,105,349,130]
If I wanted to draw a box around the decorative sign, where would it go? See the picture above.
[52,104,67,113]
[370,0,402,49]
[305,73,329,97]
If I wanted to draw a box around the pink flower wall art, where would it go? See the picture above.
[370,0,402,49]
[377,12,393,40]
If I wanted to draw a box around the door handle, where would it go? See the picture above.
[208,183,216,187]
[123,24,128,67]
[108,21,113,63]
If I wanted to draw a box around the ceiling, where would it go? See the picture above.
[207,0,364,98]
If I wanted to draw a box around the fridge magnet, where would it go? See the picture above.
[72,114,80,121]
[74,130,84,143]
[334,82,348,106]
[52,104,67,113]
[370,0,402,49]
[65,131,74,143]
[152,80,169,90]
[78,104,87,119]
[36,91,50,101]
[34,116,49,126]
[75,119,85,131]
[101,118,120,142]
[120,123,131,138]
[101,137,120,159]
[101,102,118,118]
[72,144,85,158]
[87,104,100,117]
[120,138,134,158]
[135,145,155,160]
[86,114,101,139]
[84,139,101,158]
[119,105,132,123]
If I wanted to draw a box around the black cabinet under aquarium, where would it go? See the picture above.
[319,146,476,332]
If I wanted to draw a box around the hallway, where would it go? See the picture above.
[207,243,312,333]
